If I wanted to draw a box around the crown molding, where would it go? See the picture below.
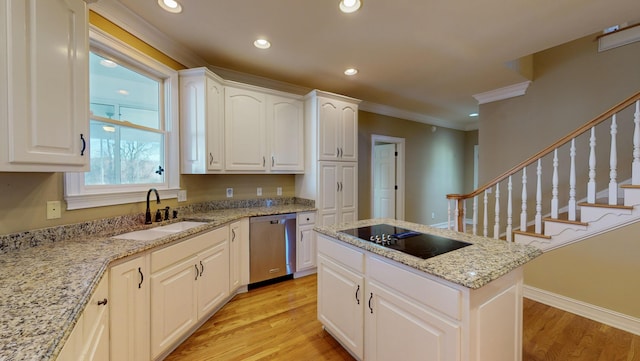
[359,102,476,131]
[473,81,532,105]
[88,0,207,68]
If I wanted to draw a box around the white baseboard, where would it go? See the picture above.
[524,285,640,336]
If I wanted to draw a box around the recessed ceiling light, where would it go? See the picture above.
[158,0,182,13]
[469,113,479,117]
[102,126,116,133]
[254,38,271,49]
[344,68,358,76]
[99,59,117,68]
[117,89,129,96]
[340,0,361,13]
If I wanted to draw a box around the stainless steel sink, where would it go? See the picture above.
[112,221,208,241]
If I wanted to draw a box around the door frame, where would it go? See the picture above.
[371,135,405,220]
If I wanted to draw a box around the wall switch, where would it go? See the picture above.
[47,201,62,220]
[177,190,187,202]
[257,187,262,196]
[226,188,233,198]
[431,212,435,219]
[277,187,282,196]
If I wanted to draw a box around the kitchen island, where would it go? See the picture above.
[314,219,542,361]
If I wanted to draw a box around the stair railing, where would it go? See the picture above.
[447,90,640,240]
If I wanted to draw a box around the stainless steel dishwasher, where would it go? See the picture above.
[249,213,296,284]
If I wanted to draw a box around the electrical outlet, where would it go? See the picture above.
[257,187,262,196]
[277,187,282,196]
[226,188,233,198]
[177,190,187,202]
[46,201,62,220]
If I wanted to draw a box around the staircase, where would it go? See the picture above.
[447,91,640,252]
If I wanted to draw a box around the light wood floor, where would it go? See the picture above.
[165,274,640,361]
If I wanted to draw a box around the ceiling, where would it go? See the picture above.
[98,0,640,130]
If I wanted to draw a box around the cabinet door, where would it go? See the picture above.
[318,99,341,161]
[179,69,224,173]
[3,0,88,170]
[229,219,249,290]
[339,162,358,223]
[338,102,358,162]
[110,255,150,361]
[268,95,304,172]
[317,255,364,359]
[365,281,460,361]
[82,274,110,361]
[197,228,230,318]
[150,255,199,359]
[225,86,267,171]
[297,224,316,271]
[319,162,339,226]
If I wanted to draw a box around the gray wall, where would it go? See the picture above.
[478,32,640,318]
[358,111,473,225]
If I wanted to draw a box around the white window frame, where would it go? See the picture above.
[64,26,180,210]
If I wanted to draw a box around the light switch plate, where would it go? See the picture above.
[226,188,233,198]
[257,187,262,196]
[46,201,61,219]
[277,187,282,196]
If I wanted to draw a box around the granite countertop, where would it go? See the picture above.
[0,201,315,361]
[315,218,542,290]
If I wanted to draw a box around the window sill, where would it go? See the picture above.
[65,188,180,210]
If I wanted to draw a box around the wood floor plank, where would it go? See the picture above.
[166,275,640,360]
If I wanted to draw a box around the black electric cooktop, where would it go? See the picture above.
[339,224,471,260]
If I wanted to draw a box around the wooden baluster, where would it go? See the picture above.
[462,200,467,233]
[454,199,460,231]
[520,167,527,232]
[633,101,640,185]
[494,183,500,239]
[447,199,452,230]
[569,139,577,221]
[472,195,478,236]
[507,176,513,242]
[609,114,618,205]
[483,189,489,237]
[535,159,542,233]
[551,149,559,219]
[588,127,597,203]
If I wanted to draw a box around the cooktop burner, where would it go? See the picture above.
[339,224,471,260]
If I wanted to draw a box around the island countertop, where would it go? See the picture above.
[0,201,315,361]
[314,218,542,289]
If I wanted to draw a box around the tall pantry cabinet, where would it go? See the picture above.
[296,90,361,227]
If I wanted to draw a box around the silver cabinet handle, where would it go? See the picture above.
[199,261,204,276]
[355,285,360,305]
[337,148,340,157]
[209,152,213,165]
[232,229,236,242]
[368,292,374,314]
[272,156,275,167]
[263,156,265,167]
[195,264,199,280]
[138,267,144,289]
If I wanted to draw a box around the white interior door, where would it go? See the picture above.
[373,143,396,219]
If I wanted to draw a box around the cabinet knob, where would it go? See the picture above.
[97,298,108,306]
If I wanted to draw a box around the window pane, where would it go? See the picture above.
[86,120,165,186]
[89,52,161,129]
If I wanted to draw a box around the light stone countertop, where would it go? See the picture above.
[314,218,542,289]
[0,202,315,361]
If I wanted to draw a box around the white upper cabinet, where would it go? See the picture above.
[317,94,358,162]
[0,0,89,172]
[224,85,268,172]
[268,95,304,172]
[179,68,224,173]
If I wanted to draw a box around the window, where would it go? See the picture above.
[65,29,180,209]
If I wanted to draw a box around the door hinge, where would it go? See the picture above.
[395,151,398,157]
[395,185,398,190]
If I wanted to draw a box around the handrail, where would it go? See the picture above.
[446,90,640,231]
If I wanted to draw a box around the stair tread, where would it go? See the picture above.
[513,230,552,239]
[542,216,588,226]
[577,202,633,210]
[620,184,640,189]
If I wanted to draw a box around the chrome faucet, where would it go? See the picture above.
[145,188,161,224]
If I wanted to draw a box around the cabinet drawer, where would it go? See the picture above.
[367,255,462,320]
[297,212,316,225]
[151,226,227,273]
[317,234,364,273]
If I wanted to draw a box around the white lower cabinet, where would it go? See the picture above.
[150,226,230,359]
[110,254,150,361]
[296,212,317,273]
[57,273,110,361]
[229,218,250,291]
[317,234,523,361]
